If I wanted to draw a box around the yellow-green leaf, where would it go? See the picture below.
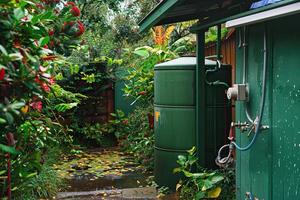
[207,187,222,198]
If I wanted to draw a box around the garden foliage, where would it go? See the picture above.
[0,0,84,198]
[174,147,235,200]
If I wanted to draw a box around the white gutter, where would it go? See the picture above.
[226,2,300,28]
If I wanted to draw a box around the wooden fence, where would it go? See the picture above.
[205,29,236,83]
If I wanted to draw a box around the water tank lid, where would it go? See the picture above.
[154,57,217,70]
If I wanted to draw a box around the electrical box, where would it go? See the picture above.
[227,84,248,101]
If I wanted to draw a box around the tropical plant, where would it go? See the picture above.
[174,147,235,200]
[151,25,175,46]
[205,26,229,44]
[124,46,177,106]
[170,36,196,56]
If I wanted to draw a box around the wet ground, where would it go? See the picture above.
[54,148,177,199]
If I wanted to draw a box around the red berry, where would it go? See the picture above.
[48,29,55,36]
[62,21,75,31]
[35,3,44,9]
[75,20,85,36]
[41,83,50,92]
[49,76,55,85]
[70,6,80,16]
[138,91,146,95]
[30,101,43,112]
[0,68,5,80]
[35,76,42,84]
[13,39,21,48]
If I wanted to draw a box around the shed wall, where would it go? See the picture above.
[236,14,300,200]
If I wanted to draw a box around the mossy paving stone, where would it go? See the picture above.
[56,187,157,200]
[54,147,151,193]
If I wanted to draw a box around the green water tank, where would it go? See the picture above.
[154,57,231,190]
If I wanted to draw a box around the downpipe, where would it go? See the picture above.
[205,25,230,89]
[242,26,254,124]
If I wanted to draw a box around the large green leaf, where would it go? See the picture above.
[201,179,214,191]
[4,112,14,125]
[9,53,23,61]
[14,8,25,20]
[10,102,25,110]
[191,173,206,178]
[54,102,78,112]
[0,170,6,176]
[0,144,19,155]
[133,49,149,58]
[195,191,205,200]
[0,45,8,55]
[183,170,194,178]
[0,118,6,124]
[38,36,50,47]
[210,175,224,184]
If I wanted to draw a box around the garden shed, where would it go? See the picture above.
[140,0,300,199]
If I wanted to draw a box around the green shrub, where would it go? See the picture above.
[80,123,116,147]
[174,147,235,200]
[13,146,65,200]
[123,46,177,106]
[119,106,154,170]
[73,110,128,147]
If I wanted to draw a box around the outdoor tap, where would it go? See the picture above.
[231,121,251,132]
[253,117,269,132]
[232,118,269,137]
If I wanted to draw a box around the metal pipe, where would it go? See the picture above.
[217,24,222,61]
[216,26,268,164]
[242,26,254,124]
[232,25,268,151]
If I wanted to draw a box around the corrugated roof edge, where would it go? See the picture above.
[190,0,299,32]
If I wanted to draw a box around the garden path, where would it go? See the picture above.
[54,148,159,199]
